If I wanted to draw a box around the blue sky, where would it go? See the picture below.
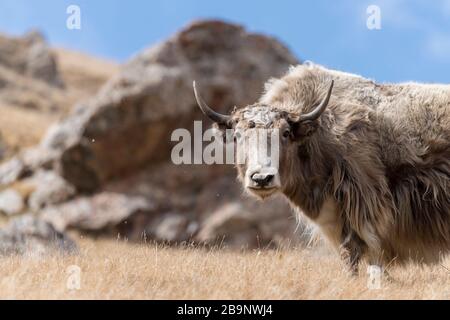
[0,0,449,83]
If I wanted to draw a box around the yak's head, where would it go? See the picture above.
[193,80,333,199]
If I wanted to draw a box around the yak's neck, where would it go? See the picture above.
[283,132,339,220]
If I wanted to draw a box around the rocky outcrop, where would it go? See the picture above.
[0,20,305,249]
[41,20,299,191]
[0,215,77,256]
[39,164,306,247]
[0,189,24,216]
[0,30,63,87]
[0,31,119,161]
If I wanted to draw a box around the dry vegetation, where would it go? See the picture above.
[0,238,448,300]
[0,103,54,152]
[52,48,119,99]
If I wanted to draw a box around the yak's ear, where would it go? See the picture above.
[288,115,319,140]
[286,80,333,140]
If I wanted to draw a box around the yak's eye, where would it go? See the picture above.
[248,121,255,128]
[282,129,290,138]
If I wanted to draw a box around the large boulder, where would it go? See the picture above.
[41,20,299,191]
[1,20,306,249]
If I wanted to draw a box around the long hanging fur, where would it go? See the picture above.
[257,64,450,265]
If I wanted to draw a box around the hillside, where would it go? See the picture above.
[0,32,118,160]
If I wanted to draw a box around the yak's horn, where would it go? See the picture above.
[193,81,231,125]
[299,80,334,121]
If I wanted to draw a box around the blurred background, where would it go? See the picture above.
[0,1,449,255]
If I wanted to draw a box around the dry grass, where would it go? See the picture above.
[0,103,55,153]
[0,238,448,300]
[52,48,119,100]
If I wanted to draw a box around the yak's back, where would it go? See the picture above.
[263,65,450,164]
[373,82,450,168]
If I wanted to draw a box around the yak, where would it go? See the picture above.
[193,64,450,272]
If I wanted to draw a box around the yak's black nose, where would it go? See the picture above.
[251,173,274,187]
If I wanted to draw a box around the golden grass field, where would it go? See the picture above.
[0,238,448,300]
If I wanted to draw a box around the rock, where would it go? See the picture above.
[26,170,76,211]
[0,215,77,256]
[151,213,190,243]
[37,163,305,248]
[197,202,258,247]
[20,146,57,170]
[40,164,197,240]
[26,37,63,88]
[0,30,63,87]
[40,20,298,191]
[0,157,26,186]
[0,189,24,216]
[41,191,155,233]
[0,146,58,188]
[196,196,307,248]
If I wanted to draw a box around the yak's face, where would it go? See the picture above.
[230,106,296,198]
[193,80,334,200]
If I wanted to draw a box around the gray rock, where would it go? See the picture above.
[26,39,63,87]
[0,30,63,87]
[197,202,258,247]
[196,196,307,248]
[0,215,77,256]
[41,191,155,233]
[0,189,24,216]
[26,170,76,211]
[151,213,190,242]
[0,157,26,186]
[0,146,58,187]
[37,163,306,248]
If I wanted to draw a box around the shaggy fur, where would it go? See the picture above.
[223,64,450,270]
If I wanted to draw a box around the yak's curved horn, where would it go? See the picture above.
[299,80,334,121]
[193,81,231,126]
